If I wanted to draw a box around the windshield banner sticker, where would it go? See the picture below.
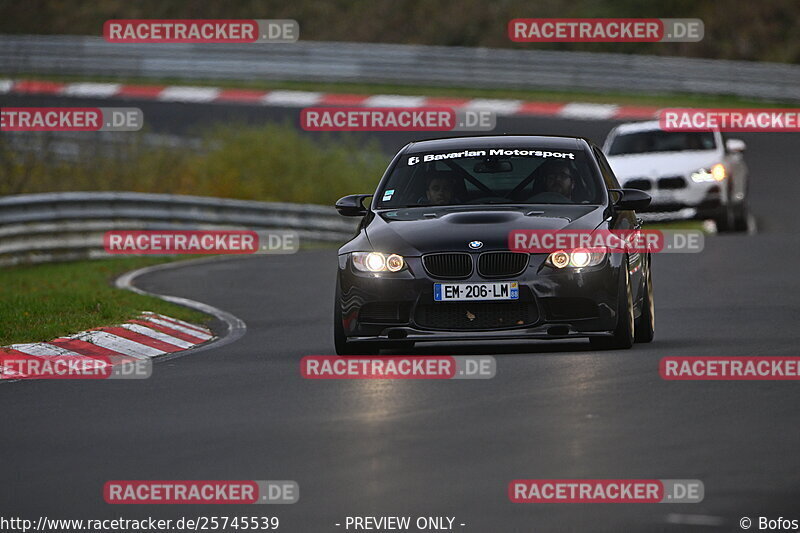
[408,149,576,165]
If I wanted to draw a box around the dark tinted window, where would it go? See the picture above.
[376,148,604,207]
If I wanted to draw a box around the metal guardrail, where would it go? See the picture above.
[0,191,358,266]
[2,131,205,162]
[2,35,800,101]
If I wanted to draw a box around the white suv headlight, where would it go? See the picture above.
[691,163,726,183]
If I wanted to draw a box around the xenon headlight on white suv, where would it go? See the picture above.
[352,252,406,272]
[691,163,726,183]
[546,248,607,269]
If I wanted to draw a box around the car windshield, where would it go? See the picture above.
[376,148,603,208]
[607,131,716,155]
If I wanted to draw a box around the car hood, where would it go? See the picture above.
[607,151,722,180]
[365,204,605,256]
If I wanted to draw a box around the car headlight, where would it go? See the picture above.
[691,163,726,183]
[546,248,606,269]
[352,252,405,272]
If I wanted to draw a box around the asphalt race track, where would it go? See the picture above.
[2,95,800,531]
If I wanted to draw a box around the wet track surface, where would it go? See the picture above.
[2,95,800,531]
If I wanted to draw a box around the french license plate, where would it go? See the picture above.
[434,281,519,302]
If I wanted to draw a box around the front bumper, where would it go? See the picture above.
[337,253,623,343]
[623,179,728,219]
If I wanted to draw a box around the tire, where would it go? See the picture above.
[716,180,746,233]
[732,201,749,232]
[634,257,655,343]
[714,203,735,233]
[334,278,382,355]
[590,258,635,350]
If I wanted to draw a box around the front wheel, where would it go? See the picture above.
[714,203,735,232]
[590,258,635,350]
[634,258,655,343]
[732,201,750,232]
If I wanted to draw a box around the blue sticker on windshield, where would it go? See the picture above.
[382,189,395,201]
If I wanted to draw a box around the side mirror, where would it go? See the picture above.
[335,194,372,216]
[609,188,651,211]
[726,138,746,153]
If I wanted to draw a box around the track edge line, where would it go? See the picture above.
[114,256,247,361]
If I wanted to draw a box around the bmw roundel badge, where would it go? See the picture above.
[469,240,483,250]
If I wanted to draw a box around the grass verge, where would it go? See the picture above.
[0,257,209,346]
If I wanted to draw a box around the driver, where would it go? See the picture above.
[541,161,578,199]
[425,173,457,205]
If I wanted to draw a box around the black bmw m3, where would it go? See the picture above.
[334,135,654,354]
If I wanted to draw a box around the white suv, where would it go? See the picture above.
[603,121,749,231]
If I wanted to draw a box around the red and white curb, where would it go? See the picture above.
[0,312,213,379]
[0,78,661,121]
